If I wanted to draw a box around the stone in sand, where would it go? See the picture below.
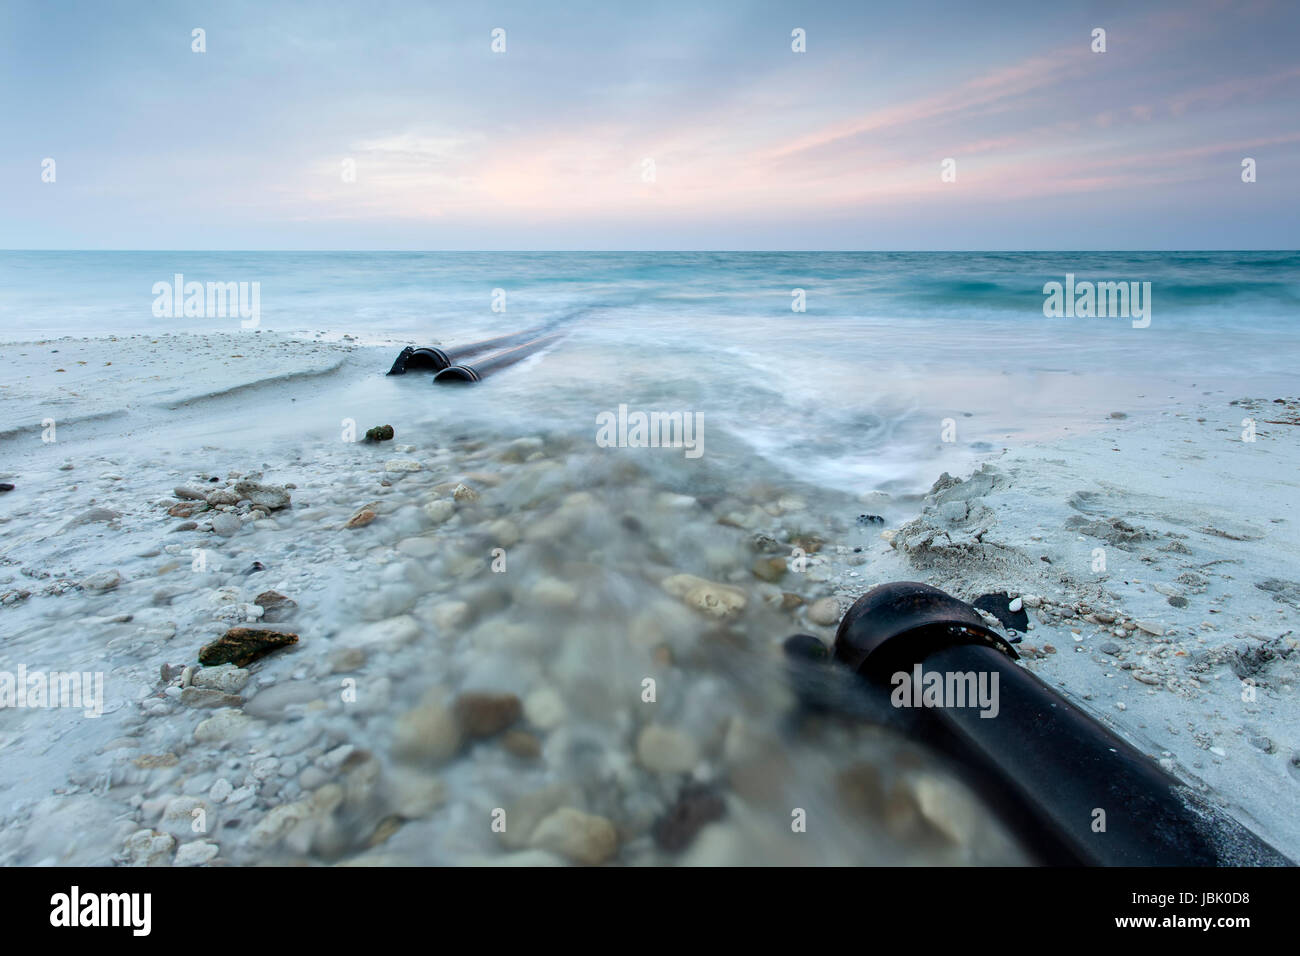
[198,626,298,667]
[528,807,618,865]
[81,569,123,592]
[661,573,746,620]
[210,512,241,537]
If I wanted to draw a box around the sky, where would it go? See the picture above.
[1,0,1298,250]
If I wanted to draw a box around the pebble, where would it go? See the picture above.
[528,807,618,865]
[523,688,566,730]
[423,499,455,524]
[385,460,423,473]
[807,596,841,627]
[210,512,242,537]
[636,724,700,774]
[232,480,291,510]
[174,841,220,866]
[454,692,522,738]
[661,574,746,619]
[193,709,255,743]
[81,569,123,592]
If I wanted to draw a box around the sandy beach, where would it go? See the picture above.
[1,331,1295,866]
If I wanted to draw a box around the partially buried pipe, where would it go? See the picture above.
[387,327,546,375]
[432,333,560,384]
[815,581,1292,866]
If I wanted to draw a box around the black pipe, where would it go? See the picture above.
[827,582,1292,866]
[432,333,560,384]
[387,327,546,375]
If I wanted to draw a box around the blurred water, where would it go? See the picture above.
[3,250,1298,495]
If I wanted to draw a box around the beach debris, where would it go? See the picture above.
[198,626,298,667]
[653,785,726,852]
[364,424,394,442]
[973,592,1029,631]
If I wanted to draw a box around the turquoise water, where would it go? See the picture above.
[2,251,1297,494]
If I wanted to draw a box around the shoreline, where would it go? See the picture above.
[1,334,1296,865]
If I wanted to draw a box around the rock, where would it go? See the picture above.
[123,829,175,867]
[528,807,618,865]
[423,499,455,524]
[191,664,250,693]
[364,424,394,442]
[180,686,243,708]
[397,536,439,558]
[1136,621,1166,637]
[806,597,841,627]
[1007,596,1023,612]
[254,590,297,622]
[431,601,471,631]
[530,578,578,609]
[487,519,520,547]
[348,615,421,648]
[206,488,240,506]
[752,557,787,583]
[193,708,255,743]
[1168,595,1189,609]
[393,692,463,765]
[343,507,378,529]
[174,486,207,501]
[636,724,700,774]
[652,786,726,852]
[523,688,566,729]
[168,501,201,517]
[210,512,242,537]
[384,460,422,473]
[174,841,219,866]
[198,626,299,667]
[503,729,542,759]
[329,647,365,672]
[62,507,121,531]
[453,692,522,738]
[81,569,123,592]
[232,480,291,510]
[857,514,885,526]
[661,574,747,619]
[452,482,479,503]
